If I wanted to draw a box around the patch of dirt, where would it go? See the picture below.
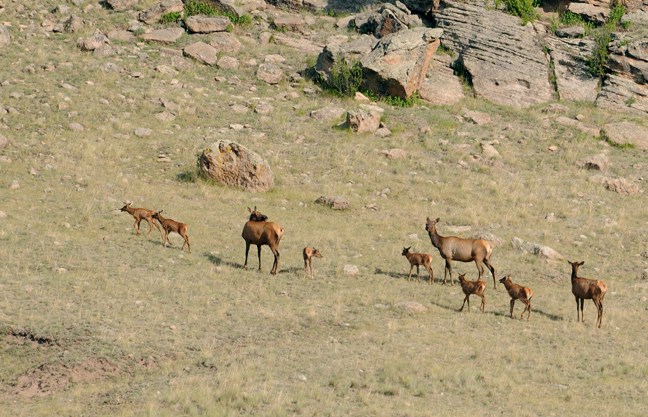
[14,359,120,398]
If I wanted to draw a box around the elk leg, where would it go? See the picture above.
[270,248,279,275]
[134,219,141,235]
[416,265,420,283]
[484,259,496,289]
[444,260,453,285]
[574,296,580,322]
[182,234,190,253]
[257,245,262,271]
[408,265,413,281]
[243,242,251,270]
[580,298,585,323]
[479,295,485,313]
[510,299,515,318]
[459,295,469,312]
[427,263,434,284]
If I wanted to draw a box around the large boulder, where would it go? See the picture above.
[185,15,231,33]
[315,35,376,81]
[433,0,553,108]
[601,122,648,150]
[419,54,465,105]
[360,27,443,99]
[198,140,274,192]
[0,25,10,48]
[353,2,423,38]
[205,0,266,17]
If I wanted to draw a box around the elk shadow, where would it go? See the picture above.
[205,253,241,269]
[375,267,437,284]
[531,308,563,321]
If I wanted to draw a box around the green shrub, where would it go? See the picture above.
[184,0,219,17]
[494,0,538,24]
[607,2,626,28]
[587,29,611,78]
[160,11,182,25]
[325,59,363,96]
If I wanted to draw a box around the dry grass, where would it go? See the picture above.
[1,1,648,416]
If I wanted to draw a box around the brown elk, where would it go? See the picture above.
[152,210,191,253]
[425,217,497,289]
[120,202,161,238]
[303,247,323,278]
[242,207,284,275]
[499,275,533,320]
[401,247,434,284]
[568,260,607,328]
[458,273,486,313]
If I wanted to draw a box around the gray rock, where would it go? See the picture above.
[343,264,359,276]
[434,0,553,108]
[0,133,9,148]
[353,2,421,38]
[271,33,323,54]
[480,142,501,159]
[381,148,407,159]
[361,27,443,99]
[577,153,609,172]
[186,15,231,33]
[309,106,346,121]
[602,122,648,150]
[346,109,382,133]
[138,0,184,25]
[256,63,283,84]
[198,140,274,192]
[273,15,308,33]
[63,15,85,33]
[217,56,239,70]
[139,28,184,43]
[77,30,108,51]
[464,110,491,125]
[555,26,585,39]
[183,42,218,65]
[209,32,242,53]
[315,35,376,80]
[567,3,609,25]
[604,177,640,195]
[212,0,266,18]
[596,74,648,115]
[315,195,349,210]
[106,0,137,11]
[107,30,136,43]
[0,26,9,47]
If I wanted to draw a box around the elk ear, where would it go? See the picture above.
[435,217,440,223]
[579,261,585,266]
[254,206,257,211]
[247,207,252,213]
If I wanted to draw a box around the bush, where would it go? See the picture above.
[160,11,182,25]
[587,30,611,78]
[325,59,363,96]
[495,0,538,24]
[184,0,252,26]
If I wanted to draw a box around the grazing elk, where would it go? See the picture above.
[401,247,434,284]
[242,207,284,275]
[425,217,497,289]
[120,202,161,238]
[568,260,607,328]
[303,247,323,278]
[458,273,486,313]
[152,210,191,253]
[499,275,533,320]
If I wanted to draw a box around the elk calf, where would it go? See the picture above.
[499,275,533,320]
[242,207,284,275]
[401,247,434,284]
[152,210,191,253]
[120,202,161,238]
[303,247,323,278]
[458,273,486,313]
[568,260,607,328]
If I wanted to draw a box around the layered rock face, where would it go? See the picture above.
[433,0,553,108]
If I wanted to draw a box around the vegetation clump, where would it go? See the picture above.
[321,58,364,97]
[184,0,252,26]
[494,0,540,24]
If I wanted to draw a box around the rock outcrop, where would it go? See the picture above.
[198,141,274,192]
[352,2,423,38]
[138,0,184,25]
[547,36,599,102]
[433,0,553,108]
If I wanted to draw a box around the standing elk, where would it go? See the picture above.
[425,217,497,289]
[568,260,607,328]
[458,273,486,313]
[242,207,284,275]
[401,247,434,284]
[499,275,533,320]
[303,247,323,278]
[152,210,191,253]
[120,202,162,238]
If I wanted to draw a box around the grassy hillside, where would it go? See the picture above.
[1,1,647,416]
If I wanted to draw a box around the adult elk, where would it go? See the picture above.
[120,202,161,238]
[242,207,284,275]
[425,217,496,289]
[152,210,191,253]
[499,275,533,320]
[568,260,607,328]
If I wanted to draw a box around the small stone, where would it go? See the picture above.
[9,180,19,190]
[344,264,359,276]
[135,127,152,137]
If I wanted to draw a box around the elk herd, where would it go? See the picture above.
[120,203,608,328]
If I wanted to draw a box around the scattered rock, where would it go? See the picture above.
[0,134,9,148]
[134,127,152,137]
[218,56,239,70]
[567,3,609,25]
[209,33,242,53]
[345,109,382,133]
[315,35,376,82]
[604,177,640,195]
[107,30,136,43]
[480,142,501,159]
[315,196,349,210]
[353,2,422,38]
[395,301,428,313]
[354,92,371,102]
[271,33,323,54]
[69,122,85,132]
[254,101,274,114]
[63,15,85,33]
[105,0,137,11]
[77,29,108,51]
[511,237,563,260]
[198,140,274,192]
[463,110,491,125]
[381,148,406,159]
[256,63,283,84]
[273,15,308,34]
[9,180,19,190]
[374,127,392,137]
[601,122,648,150]
[183,42,218,65]
[343,264,359,276]
[0,26,9,47]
